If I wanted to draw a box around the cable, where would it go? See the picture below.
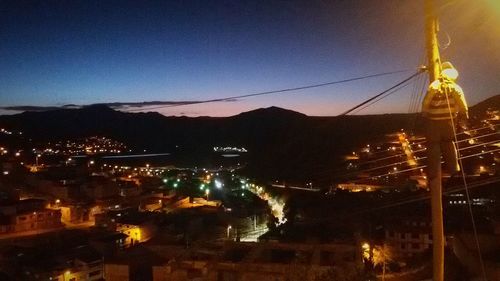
[456,131,499,143]
[444,90,487,280]
[345,176,500,216]
[320,129,498,180]
[341,70,425,115]
[345,147,500,182]
[459,148,500,160]
[348,132,496,171]
[126,69,413,112]
[359,130,498,166]
[349,78,416,115]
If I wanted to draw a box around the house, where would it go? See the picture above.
[0,199,62,235]
[153,241,362,281]
[385,217,433,257]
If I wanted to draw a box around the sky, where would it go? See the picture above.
[0,0,499,116]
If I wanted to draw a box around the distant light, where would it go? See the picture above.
[214,179,223,189]
[55,199,61,204]
[173,183,178,188]
[163,179,168,183]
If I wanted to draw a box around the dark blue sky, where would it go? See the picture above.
[1,0,499,116]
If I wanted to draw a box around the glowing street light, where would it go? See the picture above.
[227,225,232,238]
[36,154,41,166]
[362,242,371,260]
[214,179,223,189]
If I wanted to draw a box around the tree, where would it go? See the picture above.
[372,244,394,281]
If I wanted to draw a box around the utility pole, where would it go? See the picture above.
[424,0,444,280]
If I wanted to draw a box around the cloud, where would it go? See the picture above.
[1,104,80,111]
[0,99,239,113]
[106,99,239,109]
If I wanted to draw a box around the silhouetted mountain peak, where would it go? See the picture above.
[235,106,307,119]
[81,104,116,113]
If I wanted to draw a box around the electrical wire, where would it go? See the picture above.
[345,176,500,216]
[348,78,416,115]
[351,130,497,168]
[346,147,500,182]
[444,90,487,280]
[126,69,413,112]
[341,70,425,115]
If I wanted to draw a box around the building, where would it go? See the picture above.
[56,247,104,281]
[115,216,157,247]
[152,241,362,281]
[384,217,433,258]
[83,176,120,200]
[95,209,158,247]
[0,243,104,281]
[57,203,101,224]
[0,199,62,235]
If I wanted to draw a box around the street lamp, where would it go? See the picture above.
[227,225,232,238]
[205,189,210,200]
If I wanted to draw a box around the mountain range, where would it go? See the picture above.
[0,95,498,185]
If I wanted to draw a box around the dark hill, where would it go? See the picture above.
[1,94,498,185]
[470,94,500,116]
[235,106,307,119]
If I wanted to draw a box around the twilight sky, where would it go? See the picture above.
[0,0,499,116]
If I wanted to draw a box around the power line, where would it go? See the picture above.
[340,70,425,115]
[349,77,416,115]
[355,130,498,166]
[346,176,500,216]
[350,147,500,181]
[444,90,487,280]
[126,69,413,112]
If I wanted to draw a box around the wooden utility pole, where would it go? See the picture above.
[424,0,444,280]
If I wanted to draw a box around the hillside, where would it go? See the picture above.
[0,95,498,184]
